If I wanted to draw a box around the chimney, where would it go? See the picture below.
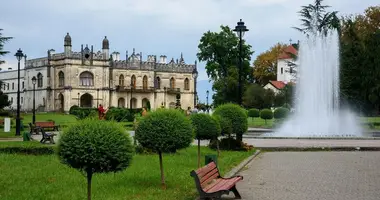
[111,52,120,61]
[159,55,167,64]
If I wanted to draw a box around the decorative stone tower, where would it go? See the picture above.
[64,33,72,56]
[102,36,109,60]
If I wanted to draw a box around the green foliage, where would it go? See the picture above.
[0,110,10,116]
[209,138,254,151]
[248,108,260,118]
[146,101,151,111]
[197,25,254,106]
[58,118,134,174]
[0,29,13,64]
[243,84,274,109]
[260,109,273,123]
[105,107,134,122]
[274,107,290,119]
[213,103,248,141]
[69,106,97,120]
[190,113,220,140]
[212,114,232,137]
[274,84,295,107]
[0,85,10,110]
[135,109,193,153]
[0,141,55,155]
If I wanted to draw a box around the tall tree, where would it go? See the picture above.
[293,0,340,36]
[0,29,13,64]
[0,81,10,110]
[252,43,287,85]
[197,25,254,106]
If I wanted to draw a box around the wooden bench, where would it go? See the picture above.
[0,119,3,125]
[38,127,56,144]
[35,121,59,131]
[190,161,243,200]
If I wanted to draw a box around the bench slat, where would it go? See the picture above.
[196,162,217,177]
[200,168,220,188]
[205,177,242,193]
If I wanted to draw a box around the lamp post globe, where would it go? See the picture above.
[32,76,37,124]
[14,48,24,136]
[233,19,249,106]
[192,68,198,108]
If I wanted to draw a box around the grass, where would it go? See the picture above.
[0,146,253,200]
[248,117,380,130]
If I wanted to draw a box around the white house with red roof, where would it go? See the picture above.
[263,44,298,94]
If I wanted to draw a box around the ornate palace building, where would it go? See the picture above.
[0,33,197,112]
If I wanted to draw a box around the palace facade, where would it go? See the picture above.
[0,33,197,112]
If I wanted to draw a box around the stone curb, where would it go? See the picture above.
[257,146,380,151]
[243,136,380,140]
[224,150,261,178]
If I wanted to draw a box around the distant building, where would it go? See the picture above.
[263,80,286,94]
[0,33,197,112]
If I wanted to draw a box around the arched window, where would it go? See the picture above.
[143,75,148,90]
[184,78,189,90]
[131,75,136,88]
[37,73,43,87]
[119,74,124,86]
[155,77,161,89]
[170,77,175,89]
[79,71,94,86]
[58,71,64,87]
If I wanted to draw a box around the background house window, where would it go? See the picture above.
[155,77,160,89]
[58,71,65,86]
[184,78,189,90]
[12,83,14,90]
[170,77,175,89]
[119,74,125,86]
[143,75,148,89]
[79,71,94,86]
[131,75,136,88]
[37,73,43,87]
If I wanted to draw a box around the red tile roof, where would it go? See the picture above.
[278,45,298,59]
[269,81,286,89]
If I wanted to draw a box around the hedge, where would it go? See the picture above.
[0,141,55,155]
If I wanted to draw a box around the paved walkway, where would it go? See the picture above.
[223,152,380,200]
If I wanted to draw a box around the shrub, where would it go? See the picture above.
[105,107,134,122]
[69,105,79,115]
[248,108,260,118]
[260,109,273,124]
[190,113,221,167]
[0,141,55,155]
[70,107,98,120]
[57,119,134,200]
[0,110,10,117]
[213,103,248,142]
[274,107,290,119]
[209,138,254,151]
[135,109,193,188]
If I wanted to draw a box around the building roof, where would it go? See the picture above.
[269,80,286,89]
[278,45,298,59]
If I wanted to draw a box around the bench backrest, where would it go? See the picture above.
[190,162,220,190]
[35,121,55,127]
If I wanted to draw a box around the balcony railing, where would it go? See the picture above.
[115,85,155,93]
[166,87,180,94]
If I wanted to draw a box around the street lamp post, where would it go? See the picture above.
[14,49,24,136]
[32,76,37,124]
[192,68,198,108]
[77,93,80,106]
[97,88,99,107]
[233,19,249,106]
[206,90,209,113]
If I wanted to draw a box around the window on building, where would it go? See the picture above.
[7,83,9,90]
[155,77,160,89]
[22,81,24,89]
[131,75,136,88]
[37,73,43,87]
[119,74,124,86]
[143,75,148,90]
[281,68,283,74]
[21,97,23,104]
[184,78,189,90]
[170,77,175,89]
[58,71,65,86]
[79,71,94,86]
[12,83,14,90]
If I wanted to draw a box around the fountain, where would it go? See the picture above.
[272,23,362,137]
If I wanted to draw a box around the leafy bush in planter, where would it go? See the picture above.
[58,119,134,200]
[248,108,260,118]
[190,113,221,167]
[213,103,248,142]
[260,109,273,124]
[274,107,290,119]
[209,138,253,151]
[135,109,193,188]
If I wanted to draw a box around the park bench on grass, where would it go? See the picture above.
[29,123,40,135]
[190,161,243,200]
[38,127,56,144]
[35,121,59,131]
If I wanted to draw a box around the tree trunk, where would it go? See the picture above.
[87,169,93,200]
[158,151,166,189]
[197,139,201,168]
[236,133,243,142]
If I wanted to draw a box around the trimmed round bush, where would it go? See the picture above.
[248,108,260,118]
[213,103,248,141]
[135,109,193,188]
[57,118,134,200]
[260,109,273,124]
[274,107,290,119]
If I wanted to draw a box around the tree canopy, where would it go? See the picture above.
[0,29,12,65]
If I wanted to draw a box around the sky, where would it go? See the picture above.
[1,0,378,103]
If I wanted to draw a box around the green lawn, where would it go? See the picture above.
[0,146,253,200]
